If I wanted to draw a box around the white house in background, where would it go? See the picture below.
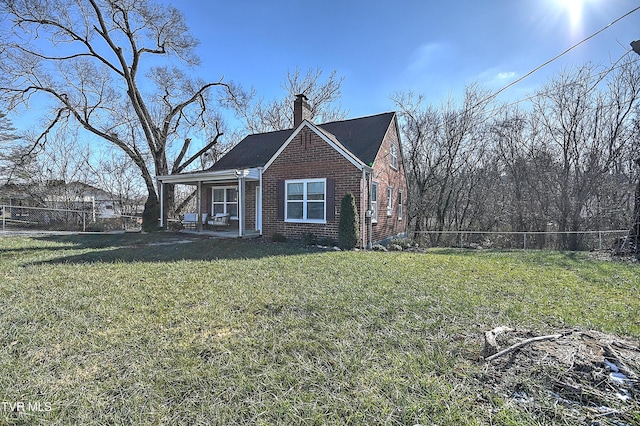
[46,181,124,219]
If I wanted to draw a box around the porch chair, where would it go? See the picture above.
[181,213,208,229]
[207,213,230,228]
[181,213,198,228]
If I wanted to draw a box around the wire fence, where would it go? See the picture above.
[0,205,141,233]
[1,205,634,253]
[412,229,632,252]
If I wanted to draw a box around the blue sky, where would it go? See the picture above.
[177,0,640,118]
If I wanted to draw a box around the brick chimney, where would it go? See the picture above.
[293,93,312,127]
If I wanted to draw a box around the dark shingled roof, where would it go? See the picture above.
[209,128,294,171]
[208,112,395,171]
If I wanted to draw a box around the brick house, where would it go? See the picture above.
[156,95,407,247]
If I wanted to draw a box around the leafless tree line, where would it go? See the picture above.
[395,58,640,250]
[1,0,638,245]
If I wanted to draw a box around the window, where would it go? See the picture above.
[398,190,403,220]
[389,143,399,169]
[285,179,326,222]
[212,187,238,219]
[387,187,393,216]
[370,182,378,223]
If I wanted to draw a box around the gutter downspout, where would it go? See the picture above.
[368,181,373,249]
[362,165,373,250]
[258,167,263,235]
[361,168,366,249]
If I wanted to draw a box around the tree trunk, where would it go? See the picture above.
[141,190,160,232]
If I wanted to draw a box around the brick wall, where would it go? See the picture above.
[244,181,257,231]
[369,119,408,244]
[262,126,363,242]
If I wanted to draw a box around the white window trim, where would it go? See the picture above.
[285,178,327,224]
[389,143,399,170]
[387,186,393,217]
[371,181,378,223]
[211,186,238,220]
[398,190,403,221]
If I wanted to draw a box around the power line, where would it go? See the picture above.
[486,5,640,104]
[500,54,639,111]
[463,54,640,132]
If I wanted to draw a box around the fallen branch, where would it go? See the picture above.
[485,333,562,362]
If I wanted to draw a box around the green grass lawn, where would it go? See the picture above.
[0,233,638,425]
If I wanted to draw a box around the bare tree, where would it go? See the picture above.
[531,59,640,249]
[630,110,640,258]
[0,111,16,143]
[491,108,556,228]
[87,148,146,216]
[0,0,240,230]
[0,110,19,181]
[394,58,639,250]
[393,85,491,244]
[232,67,347,134]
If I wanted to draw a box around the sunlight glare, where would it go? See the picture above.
[558,0,584,29]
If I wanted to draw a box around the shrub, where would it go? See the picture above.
[318,237,338,247]
[271,232,287,243]
[338,193,359,250]
[302,233,317,246]
[392,237,416,249]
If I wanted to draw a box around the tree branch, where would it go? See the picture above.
[485,333,563,362]
[173,122,222,174]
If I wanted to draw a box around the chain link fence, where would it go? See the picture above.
[413,230,632,251]
[1,205,141,233]
[2,205,633,253]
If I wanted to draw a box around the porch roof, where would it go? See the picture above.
[155,168,261,185]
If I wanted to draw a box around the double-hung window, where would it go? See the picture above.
[212,187,238,219]
[370,182,378,223]
[387,187,393,216]
[398,190,403,220]
[285,179,326,223]
[389,143,399,170]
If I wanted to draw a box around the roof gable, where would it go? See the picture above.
[208,112,396,172]
[263,120,365,171]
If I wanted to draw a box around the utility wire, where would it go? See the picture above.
[485,5,640,105]
[497,54,638,113]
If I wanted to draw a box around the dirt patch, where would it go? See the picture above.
[588,250,639,263]
[475,328,640,425]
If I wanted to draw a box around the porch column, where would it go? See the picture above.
[237,174,245,238]
[196,181,202,232]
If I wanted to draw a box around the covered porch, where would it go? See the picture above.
[155,168,262,238]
